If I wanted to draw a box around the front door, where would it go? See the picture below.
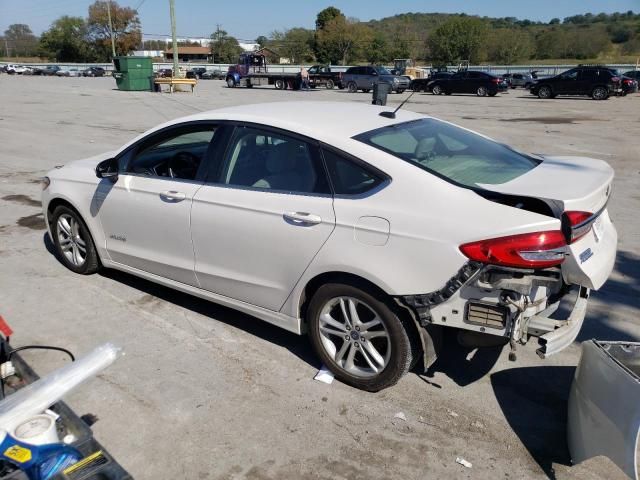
[556,69,579,94]
[96,123,218,286]
[191,125,336,311]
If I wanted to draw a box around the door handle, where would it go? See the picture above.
[283,211,322,226]
[160,190,186,202]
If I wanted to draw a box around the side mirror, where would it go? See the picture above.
[96,157,119,181]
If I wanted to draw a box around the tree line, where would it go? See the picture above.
[1,4,638,64]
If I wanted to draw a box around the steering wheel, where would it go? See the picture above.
[168,151,199,179]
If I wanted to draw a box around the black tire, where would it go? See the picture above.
[362,88,370,93]
[396,89,405,94]
[537,85,552,99]
[307,283,414,391]
[274,79,284,90]
[477,86,488,97]
[591,86,608,100]
[246,82,253,88]
[51,205,100,275]
[226,77,235,88]
[432,84,442,95]
[347,81,358,93]
[326,79,335,89]
[488,92,497,97]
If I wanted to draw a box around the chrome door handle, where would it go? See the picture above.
[283,211,322,226]
[160,190,186,202]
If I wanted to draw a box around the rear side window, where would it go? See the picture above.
[354,118,540,188]
[322,149,385,195]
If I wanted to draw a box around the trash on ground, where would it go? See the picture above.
[393,412,407,421]
[456,457,472,468]
[314,365,334,384]
[448,410,459,417]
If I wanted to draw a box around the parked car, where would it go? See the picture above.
[56,68,80,77]
[156,68,173,78]
[502,72,534,89]
[619,75,638,95]
[186,67,206,79]
[201,69,224,80]
[82,67,105,77]
[411,72,452,92]
[307,64,344,89]
[41,102,617,391]
[39,65,61,76]
[342,66,410,93]
[622,70,640,81]
[530,66,621,100]
[429,70,507,96]
[6,64,28,74]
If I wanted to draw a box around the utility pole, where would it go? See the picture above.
[169,0,179,77]
[107,0,117,59]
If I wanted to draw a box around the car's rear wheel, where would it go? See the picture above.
[274,79,284,90]
[307,283,414,391]
[488,92,497,97]
[591,86,608,100]
[226,77,235,88]
[51,206,100,275]
[477,86,488,97]
[347,81,358,93]
[432,85,442,95]
[326,79,335,89]
[538,85,552,99]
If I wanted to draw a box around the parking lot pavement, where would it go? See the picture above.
[0,75,638,479]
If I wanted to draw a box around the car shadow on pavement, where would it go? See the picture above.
[491,366,574,480]
[423,329,503,387]
[42,233,319,370]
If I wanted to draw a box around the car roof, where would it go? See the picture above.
[165,101,425,144]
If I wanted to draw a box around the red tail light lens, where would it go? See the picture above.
[563,210,594,243]
[460,231,566,269]
[491,78,500,83]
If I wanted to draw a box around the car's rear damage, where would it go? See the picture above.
[397,155,617,366]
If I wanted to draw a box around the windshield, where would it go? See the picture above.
[375,66,391,75]
[354,119,540,187]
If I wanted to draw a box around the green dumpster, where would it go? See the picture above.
[112,56,153,91]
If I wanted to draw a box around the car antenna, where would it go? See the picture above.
[379,90,417,119]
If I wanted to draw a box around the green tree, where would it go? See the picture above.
[315,7,344,30]
[39,16,94,62]
[255,35,268,48]
[210,26,242,63]
[316,16,371,65]
[427,17,488,63]
[87,1,141,60]
[3,24,39,57]
[486,28,534,63]
[270,28,314,63]
[364,32,389,64]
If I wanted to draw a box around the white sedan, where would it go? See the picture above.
[41,102,617,391]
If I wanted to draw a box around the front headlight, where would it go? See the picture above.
[41,176,50,190]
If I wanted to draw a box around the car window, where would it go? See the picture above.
[562,69,578,80]
[354,119,540,187]
[220,127,330,194]
[127,126,216,180]
[322,149,385,195]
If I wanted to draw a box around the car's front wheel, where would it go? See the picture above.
[226,77,235,88]
[432,84,442,95]
[477,86,488,96]
[347,81,358,93]
[307,283,414,391]
[326,79,335,89]
[51,206,100,275]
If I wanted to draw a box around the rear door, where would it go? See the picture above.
[191,125,336,311]
[448,72,465,92]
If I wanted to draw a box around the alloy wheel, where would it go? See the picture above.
[56,214,87,267]
[317,296,391,378]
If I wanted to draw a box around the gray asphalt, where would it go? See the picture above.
[0,75,638,479]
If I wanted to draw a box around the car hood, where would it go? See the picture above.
[477,155,614,214]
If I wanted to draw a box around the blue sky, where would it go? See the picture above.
[0,0,637,39]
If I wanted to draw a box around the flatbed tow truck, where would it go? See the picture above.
[225,53,343,90]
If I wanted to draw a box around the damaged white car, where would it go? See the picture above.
[41,102,617,391]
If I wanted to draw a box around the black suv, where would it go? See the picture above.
[428,70,507,96]
[530,66,621,100]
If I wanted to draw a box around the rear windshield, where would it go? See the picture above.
[354,118,540,187]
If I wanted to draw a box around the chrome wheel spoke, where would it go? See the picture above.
[362,341,385,369]
[58,217,72,236]
[347,299,361,327]
[319,312,347,333]
[335,340,350,364]
[339,298,352,329]
[359,344,380,373]
[344,343,356,371]
[360,316,382,331]
[361,330,387,340]
[320,324,346,337]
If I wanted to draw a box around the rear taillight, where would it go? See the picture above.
[491,78,500,84]
[563,211,594,243]
[459,231,566,269]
